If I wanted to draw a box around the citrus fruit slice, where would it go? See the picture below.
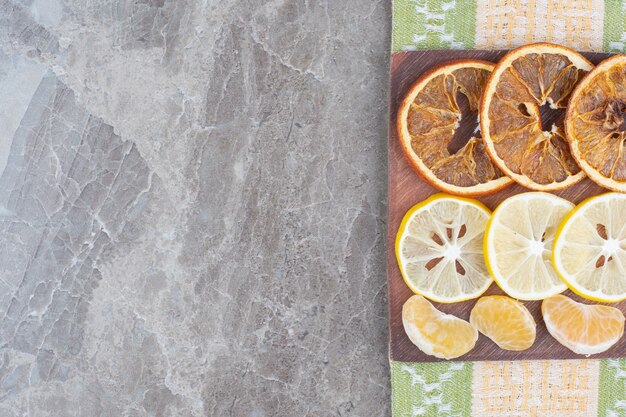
[481,43,593,191]
[484,192,573,300]
[469,296,536,351]
[403,294,478,359]
[542,294,625,355]
[566,55,626,192]
[553,193,626,302]
[397,60,513,196]
[395,193,492,303]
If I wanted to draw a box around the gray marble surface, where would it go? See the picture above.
[0,1,391,416]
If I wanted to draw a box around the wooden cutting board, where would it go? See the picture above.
[387,49,626,363]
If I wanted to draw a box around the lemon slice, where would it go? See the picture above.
[484,192,573,300]
[403,294,478,359]
[395,193,492,303]
[553,193,626,302]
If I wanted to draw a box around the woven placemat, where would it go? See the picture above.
[390,1,626,415]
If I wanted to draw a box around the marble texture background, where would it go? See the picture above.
[0,0,391,416]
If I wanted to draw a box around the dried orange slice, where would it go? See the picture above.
[470,296,536,351]
[542,294,625,355]
[397,60,513,196]
[566,55,626,192]
[403,294,478,359]
[481,43,593,191]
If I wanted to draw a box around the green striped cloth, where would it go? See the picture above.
[393,0,626,53]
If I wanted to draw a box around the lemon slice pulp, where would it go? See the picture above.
[484,192,573,300]
[553,193,626,302]
[395,193,492,303]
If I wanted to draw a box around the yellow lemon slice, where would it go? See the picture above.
[484,192,573,300]
[553,193,626,302]
[395,193,492,303]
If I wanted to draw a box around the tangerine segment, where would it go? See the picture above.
[470,296,536,351]
[481,43,593,191]
[566,55,626,192]
[542,294,625,355]
[403,294,478,359]
[398,60,513,196]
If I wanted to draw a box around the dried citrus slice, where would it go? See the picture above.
[395,193,492,303]
[469,296,536,351]
[397,60,513,196]
[553,193,626,302]
[484,192,573,300]
[403,294,478,359]
[481,43,593,191]
[566,55,626,192]
[542,294,625,355]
